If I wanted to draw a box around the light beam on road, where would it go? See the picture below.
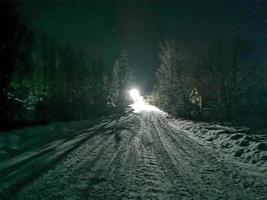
[128,88,161,113]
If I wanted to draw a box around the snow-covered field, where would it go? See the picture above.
[0,110,266,199]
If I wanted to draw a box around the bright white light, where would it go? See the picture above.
[128,88,161,113]
[129,88,141,102]
[130,101,161,113]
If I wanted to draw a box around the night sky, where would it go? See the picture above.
[18,0,267,92]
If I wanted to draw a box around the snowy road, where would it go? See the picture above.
[1,110,266,199]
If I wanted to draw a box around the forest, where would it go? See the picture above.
[0,1,135,131]
[1,1,267,131]
[1,1,267,199]
[151,38,267,128]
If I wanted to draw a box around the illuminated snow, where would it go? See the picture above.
[129,88,161,113]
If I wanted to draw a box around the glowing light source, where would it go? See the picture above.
[129,88,140,102]
[128,88,161,113]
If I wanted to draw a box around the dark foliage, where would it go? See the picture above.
[0,2,134,131]
[0,0,32,130]
[1,1,266,131]
[152,38,267,129]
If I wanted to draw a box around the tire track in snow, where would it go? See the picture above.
[151,113,266,199]
[7,111,267,200]
[132,112,171,199]
[149,113,204,199]
[87,112,172,200]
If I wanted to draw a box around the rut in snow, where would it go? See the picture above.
[0,110,266,200]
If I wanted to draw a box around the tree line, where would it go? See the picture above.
[1,1,266,131]
[151,38,267,128]
[0,1,133,131]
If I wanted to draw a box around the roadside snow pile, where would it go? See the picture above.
[170,119,267,167]
[0,119,101,162]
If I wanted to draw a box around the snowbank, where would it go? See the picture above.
[0,119,102,162]
[169,119,267,167]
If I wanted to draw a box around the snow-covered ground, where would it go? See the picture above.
[169,119,267,168]
[0,109,266,199]
[0,118,104,162]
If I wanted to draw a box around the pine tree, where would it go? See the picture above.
[106,49,133,111]
[155,39,188,116]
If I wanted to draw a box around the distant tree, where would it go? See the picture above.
[155,39,190,116]
[104,60,120,109]
[106,49,134,111]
